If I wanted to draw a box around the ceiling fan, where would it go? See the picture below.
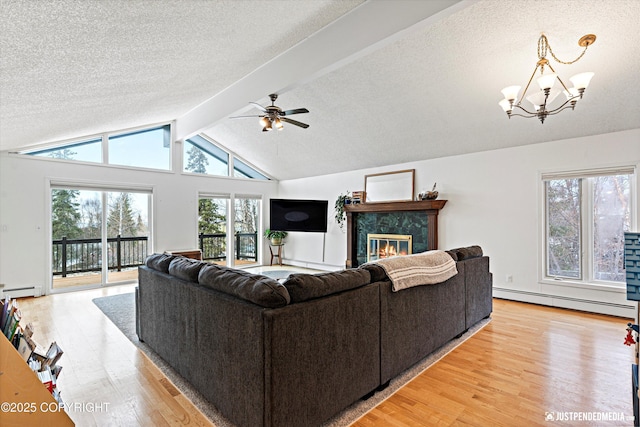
[231,94,309,131]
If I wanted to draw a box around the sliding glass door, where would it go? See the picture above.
[52,188,103,289]
[51,185,151,291]
[198,194,260,267]
[106,191,150,284]
[198,196,228,265]
[234,196,260,267]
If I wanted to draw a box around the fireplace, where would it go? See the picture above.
[367,233,412,262]
[344,200,446,267]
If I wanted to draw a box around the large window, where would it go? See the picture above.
[184,135,269,180]
[22,124,171,171]
[184,135,229,176]
[108,125,171,170]
[544,167,635,285]
[26,138,102,163]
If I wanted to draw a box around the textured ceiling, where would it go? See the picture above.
[2,0,639,180]
[0,0,363,151]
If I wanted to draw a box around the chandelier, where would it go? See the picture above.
[499,33,596,124]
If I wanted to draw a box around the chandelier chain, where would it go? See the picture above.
[537,34,589,65]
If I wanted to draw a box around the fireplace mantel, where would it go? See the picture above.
[345,200,447,268]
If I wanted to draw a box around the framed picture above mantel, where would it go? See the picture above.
[364,169,415,203]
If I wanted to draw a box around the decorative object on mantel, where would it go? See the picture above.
[334,192,352,230]
[419,183,438,200]
[498,33,596,124]
[264,229,288,245]
[351,191,365,204]
[364,169,415,203]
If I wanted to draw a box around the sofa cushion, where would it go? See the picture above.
[455,245,483,260]
[168,257,205,282]
[359,263,388,282]
[198,264,290,308]
[145,253,176,273]
[283,269,371,303]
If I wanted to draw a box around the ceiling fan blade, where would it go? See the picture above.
[281,117,309,129]
[281,108,309,116]
[249,102,267,113]
[229,115,262,119]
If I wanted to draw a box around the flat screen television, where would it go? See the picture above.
[269,199,328,233]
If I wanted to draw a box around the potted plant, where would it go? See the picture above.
[334,192,352,230]
[264,229,288,245]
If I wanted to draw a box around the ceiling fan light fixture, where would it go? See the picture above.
[230,93,309,132]
[498,33,596,124]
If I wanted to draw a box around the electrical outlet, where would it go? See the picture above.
[0,283,4,288]
[506,275,513,283]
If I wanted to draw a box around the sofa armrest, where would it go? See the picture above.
[460,256,493,329]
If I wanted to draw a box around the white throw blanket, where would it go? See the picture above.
[373,250,458,292]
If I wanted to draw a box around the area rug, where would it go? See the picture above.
[260,270,298,281]
[93,292,490,426]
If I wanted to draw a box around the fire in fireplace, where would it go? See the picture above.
[367,233,412,262]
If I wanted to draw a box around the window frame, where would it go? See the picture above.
[182,134,271,181]
[540,166,637,290]
[107,124,172,170]
[19,122,174,172]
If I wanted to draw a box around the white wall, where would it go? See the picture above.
[279,129,640,317]
[3,129,639,316]
[0,145,278,296]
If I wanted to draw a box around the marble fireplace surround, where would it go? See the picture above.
[344,200,447,268]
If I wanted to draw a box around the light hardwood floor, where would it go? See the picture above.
[15,287,635,426]
[353,300,634,427]
[16,284,214,427]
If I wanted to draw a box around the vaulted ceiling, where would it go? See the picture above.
[2,0,639,180]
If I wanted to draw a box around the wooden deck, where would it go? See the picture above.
[53,269,139,289]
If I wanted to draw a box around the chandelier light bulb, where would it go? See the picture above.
[259,117,269,128]
[501,85,521,102]
[274,118,284,130]
[536,72,557,91]
[569,72,594,90]
[526,92,546,109]
[498,99,513,112]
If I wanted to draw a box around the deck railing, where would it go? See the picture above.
[199,232,258,262]
[52,235,148,277]
[52,232,258,277]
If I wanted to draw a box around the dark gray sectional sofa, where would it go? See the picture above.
[136,246,492,427]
